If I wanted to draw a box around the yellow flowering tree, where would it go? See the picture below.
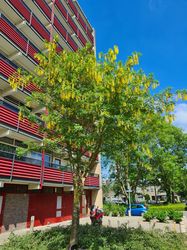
[9,39,182,248]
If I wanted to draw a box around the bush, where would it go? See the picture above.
[143,211,155,222]
[167,209,175,220]
[156,211,168,222]
[1,225,187,250]
[173,211,183,223]
[103,203,125,217]
[149,203,185,212]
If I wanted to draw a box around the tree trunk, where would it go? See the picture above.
[68,185,81,250]
[171,191,175,203]
[166,188,171,203]
[154,186,157,204]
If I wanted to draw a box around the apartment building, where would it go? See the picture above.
[0,0,102,232]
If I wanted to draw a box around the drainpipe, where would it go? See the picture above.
[50,0,55,42]
[40,0,55,189]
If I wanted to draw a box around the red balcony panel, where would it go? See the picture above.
[13,161,40,180]
[25,83,41,93]
[31,16,50,41]
[44,167,73,184]
[84,176,99,187]
[78,31,87,46]
[87,30,94,44]
[0,157,41,180]
[0,106,19,127]
[56,45,63,53]
[0,57,41,94]
[68,14,78,34]
[44,167,63,183]
[62,171,73,184]
[54,17,67,40]
[0,59,16,78]
[67,34,78,51]
[67,0,78,17]
[7,0,50,41]
[0,158,12,177]
[67,0,93,44]
[0,105,43,138]
[55,0,68,20]
[0,156,98,188]
[78,15,87,31]
[34,0,51,19]
[27,44,39,63]
[8,0,31,22]
[19,118,43,138]
[0,16,27,53]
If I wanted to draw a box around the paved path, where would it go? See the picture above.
[0,215,186,246]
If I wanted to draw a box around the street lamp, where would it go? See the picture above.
[127,180,132,216]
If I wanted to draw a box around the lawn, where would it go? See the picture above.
[0,225,186,250]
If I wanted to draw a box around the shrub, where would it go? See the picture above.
[103,203,125,217]
[167,209,175,220]
[173,211,183,223]
[156,211,167,222]
[143,211,155,222]
[1,225,187,250]
[149,203,185,212]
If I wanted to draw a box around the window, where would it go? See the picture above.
[131,205,137,209]
[54,158,61,168]
[45,154,51,167]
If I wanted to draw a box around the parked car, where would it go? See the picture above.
[125,204,148,216]
[110,198,126,205]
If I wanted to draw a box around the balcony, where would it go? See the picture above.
[7,0,55,47]
[33,0,78,51]
[0,100,43,139]
[54,0,87,46]
[0,150,100,188]
[0,53,40,94]
[0,13,39,64]
[67,0,94,44]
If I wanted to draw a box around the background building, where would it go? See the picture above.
[0,0,102,232]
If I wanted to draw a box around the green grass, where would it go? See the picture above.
[0,225,186,250]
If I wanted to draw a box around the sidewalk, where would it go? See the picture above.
[0,216,186,246]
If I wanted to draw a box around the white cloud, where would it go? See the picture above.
[173,103,187,132]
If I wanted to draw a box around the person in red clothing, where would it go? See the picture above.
[90,205,103,225]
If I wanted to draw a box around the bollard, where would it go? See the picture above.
[30,215,35,232]
[117,220,120,228]
[179,221,186,233]
[137,221,141,229]
[152,221,156,230]
[108,219,111,227]
[173,221,176,232]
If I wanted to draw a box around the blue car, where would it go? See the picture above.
[125,204,148,216]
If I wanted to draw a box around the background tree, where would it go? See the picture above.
[149,122,187,203]
[9,40,164,248]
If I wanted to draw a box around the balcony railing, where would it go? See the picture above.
[55,0,86,46]
[67,0,94,44]
[0,13,39,63]
[0,54,40,93]
[34,0,78,51]
[0,100,43,138]
[7,0,63,51]
[0,150,99,187]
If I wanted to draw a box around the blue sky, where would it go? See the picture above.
[79,0,187,132]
